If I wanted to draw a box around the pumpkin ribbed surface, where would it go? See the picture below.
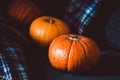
[29,16,70,46]
[8,0,42,24]
[48,34,100,73]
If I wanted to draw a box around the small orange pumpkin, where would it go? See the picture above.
[29,16,70,46]
[7,0,43,25]
[48,34,100,73]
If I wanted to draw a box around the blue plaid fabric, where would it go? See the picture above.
[0,17,29,80]
[0,47,29,80]
[0,54,12,80]
[63,0,101,34]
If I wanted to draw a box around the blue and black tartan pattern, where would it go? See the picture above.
[0,47,29,80]
[0,54,12,80]
[63,0,101,34]
[0,16,29,80]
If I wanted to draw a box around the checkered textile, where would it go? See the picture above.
[0,47,29,80]
[0,17,29,80]
[0,37,29,80]
[3,47,28,80]
[63,0,101,34]
[0,54,12,80]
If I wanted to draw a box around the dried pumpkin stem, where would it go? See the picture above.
[45,18,55,24]
[69,35,79,41]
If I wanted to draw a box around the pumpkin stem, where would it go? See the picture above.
[69,35,79,41]
[45,18,55,24]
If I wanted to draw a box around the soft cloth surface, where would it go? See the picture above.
[105,4,120,50]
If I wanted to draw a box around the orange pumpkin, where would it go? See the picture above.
[7,0,43,25]
[48,34,100,73]
[29,16,70,46]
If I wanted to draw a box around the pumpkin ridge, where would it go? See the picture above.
[25,2,38,23]
[20,1,30,23]
[58,22,70,34]
[8,2,19,17]
[15,0,27,21]
[54,23,61,35]
[11,0,22,18]
[44,23,50,44]
[55,23,63,35]
[81,39,100,65]
[79,40,89,70]
[80,38,100,69]
[24,2,35,23]
[61,37,72,70]
[81,38,100,57]
[67,39,74,71]
[44,23,56,45]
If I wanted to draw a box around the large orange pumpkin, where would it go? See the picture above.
[48,34,100,73]
[7,0,43,25]
[29,16,70,46]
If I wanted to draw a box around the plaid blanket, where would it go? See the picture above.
[0,17,29,80]
[63,0,101,34]
[0,47,28,80]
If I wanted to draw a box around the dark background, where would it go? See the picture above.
[0,0,120,80]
